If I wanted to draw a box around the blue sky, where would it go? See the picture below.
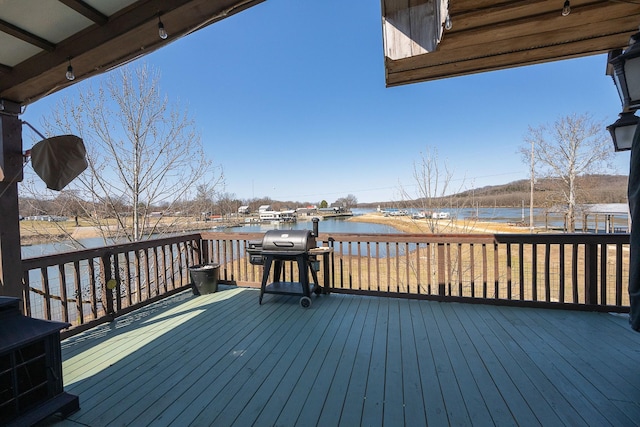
[22,0,630,204]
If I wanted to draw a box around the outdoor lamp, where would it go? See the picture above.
[607,111,639,151]
[158,16,168,40]
[65,58,75,81]
[609,29,640,112]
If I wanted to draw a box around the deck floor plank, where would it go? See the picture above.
[397,299,428,426]
[442,302,514,426]
[406,299,449,426]
[272,294,358,426]
[382,298,405,426]
[316,297,371,426]
[98,289,285,426]
[484,305,595,426]
[148,298,302,426]
[431,302,495,426]
[467,303,565,426]
[338,296,379,427]
[235,294,351,427]
[418,299,473,426]
[296,294,364,426]
[360,295,389,425]
[510,310,637,425]
[65,288,256,425]
[224,294,354,426]
[453,302,540,427]
[45,288,640,427]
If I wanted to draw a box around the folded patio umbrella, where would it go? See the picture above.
[30,135,87,191]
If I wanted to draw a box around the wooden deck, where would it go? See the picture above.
[44,286,640,426]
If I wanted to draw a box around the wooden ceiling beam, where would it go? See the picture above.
[387,12,640,74]
[58,0,109,25]
[449,1,626,37]
[0,19,55,52]
[386,33,630,86]
[0,63,12,75]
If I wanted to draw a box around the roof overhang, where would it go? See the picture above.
[0,0,265,106]
[382,0,640,87]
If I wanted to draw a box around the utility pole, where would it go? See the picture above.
[529,138,535,233]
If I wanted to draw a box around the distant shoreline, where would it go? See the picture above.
[349,212,530,234]
[20,212,533,248]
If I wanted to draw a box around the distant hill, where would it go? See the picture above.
[360,174,629,208]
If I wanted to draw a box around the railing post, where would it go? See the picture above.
[101,252,115,316]
[584,243,598,305]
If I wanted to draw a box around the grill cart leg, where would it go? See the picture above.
[260,257,274,304]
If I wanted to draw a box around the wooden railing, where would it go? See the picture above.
[21,231,630,337]
[21,234,205,337]
[322,233,630,311]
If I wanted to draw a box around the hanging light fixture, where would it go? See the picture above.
[607,112,640,151]
[562,0,571,16]
[609,29,640,112]
[444,1,452,30]
[158,15,168,40]
[444,14,452,30]
[65,58,75,81]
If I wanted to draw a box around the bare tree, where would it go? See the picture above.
[399,146,469,233]
[31,63,223,243]
[522,113,612,232]
[334,194,358,210]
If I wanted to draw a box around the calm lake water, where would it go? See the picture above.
[21,206,629,258]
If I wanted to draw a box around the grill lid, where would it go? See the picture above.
[261,229,316,253]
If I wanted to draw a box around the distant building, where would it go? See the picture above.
[238,205,250,215]
[258,205,271,213]
[296,207,317,216]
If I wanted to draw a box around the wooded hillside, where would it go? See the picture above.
[361,174,628,208]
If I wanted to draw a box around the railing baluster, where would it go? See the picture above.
[357,241,362,290]
[518,243,524,300]
[572,244,579,304]
[457,243,463,297]
[506,243,512,300]
[600,243,607,306]
[88,257,97,319]
[367,241,372,293]
[493,242,499,299]
[375,242,381,292]
[532,244,538,301]
[58,264,69,323]
[160,245,168,294]
[616,243,623,307]
[113,254,122,311]
[395,242,400,293]
[41,267,51,320]
[482,243,488,299]
[446,243,452,296]
[559,244,565,303]
[545,243,551,302]
[470,243,475,298]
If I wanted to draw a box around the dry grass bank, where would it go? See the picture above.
[349,212,532,234]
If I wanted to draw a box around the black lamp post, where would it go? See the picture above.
[610,28,640,332]
[607,111,640,151]
[609,30,640,112]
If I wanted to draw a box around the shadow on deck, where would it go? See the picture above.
[44,286,640,426]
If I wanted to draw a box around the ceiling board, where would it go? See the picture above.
[383,0,640,87]
[0,0,265,106]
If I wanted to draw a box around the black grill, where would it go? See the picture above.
[248,228,322,308]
